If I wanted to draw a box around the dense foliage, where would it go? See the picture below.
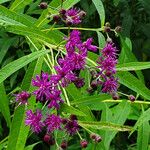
[0,0,150,150]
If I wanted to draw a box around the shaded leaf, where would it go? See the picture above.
[79,121,132,131]
[0,50,49,84]
[0,83,11,127]
[117,71,150,100]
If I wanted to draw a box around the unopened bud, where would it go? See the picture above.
[115,26,122,32]
[80,139,88,148]
[105,22,110,27]
[90,80,98,90]
[43,134,51,143]
[104,26,111,32]
[53,15,60,22]
[128,95,135,102]
[112,93,119,100]
[87,87,94,94]
[90,133,96,139]
[61,140,68,149]
[59,9,66,15]
[70,114,77,121]
[95,135,102,143]
[39,2,48,9]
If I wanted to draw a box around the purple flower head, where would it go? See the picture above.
[25,110,44,133]
[32,72,51,102]
[45,114,62,133]
[47,89,64,109]
[102,42,117,58]
[83,38,97,52]
[73,77,85,88]
[102,77,118,93]
[67,53,86,70]
[65,119,79,135]
[65,8,84,25]
[65,30,81,55]
[51,65,76,87]
[97,56,117,74]
[15,91,30,105]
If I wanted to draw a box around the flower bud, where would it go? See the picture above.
[70,114,77,121]
[59,9,66,15]
[43,134,51,143]
[53,15,60,22]
[73,78,85,88]
[61,118,68,124]
[60,141,68,149]
[112,93,119,100]
[90,133,96,139]
[128,95,135,102]
[79,11,86,18]
[87,87,94,94]
[95,135,102,143]
[66,21,73,26]
[104,26,111,32]
[48,139,55,145]
[115,26,122,32]
[80,139,88,148]
[39,2,48,9]
[90,80,98,90]
[105,22,110,27]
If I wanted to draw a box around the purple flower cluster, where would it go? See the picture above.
[32,72,63,110]
[25,109,79,136]
[59,8,86,25]
[15,91,30,105]
[25,110,44,133]
[97,42,118,93]
[50,30,97,88]
[24,30,96,136]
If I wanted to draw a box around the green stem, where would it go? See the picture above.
[102,99,150,105]
[0,136,8,144]
[42,101,48,110]
[62,88,70,106]
[42,27,103,32]
[117,91,129,97]
[77,131,82,140]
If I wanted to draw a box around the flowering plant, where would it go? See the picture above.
[0,0,150,150]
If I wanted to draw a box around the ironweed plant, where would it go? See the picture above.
[0,0,150,150]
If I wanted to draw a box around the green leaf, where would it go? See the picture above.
[4,25,62,45]
[92,0,105,27]
[60,104,86,116]
[116,62,150,71]
[7,105,28,150]
[10,0,32,11]
[0,50,49,84]
[79,121,132,131]
[71,94,111,105]
[0,83,11,127]
[65,84,83,100]
[0,5,34,26]
[0,0,10,4]
[100,101,131,149]
[118,36,144,82]
[24,142,41,150]
[61,0,80,9]
[0,38,16,64]
[97,31,106,48]
[7,57,44,150]
[117,71,150,100]
[137,120,149,150]
[130,108,150,136]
